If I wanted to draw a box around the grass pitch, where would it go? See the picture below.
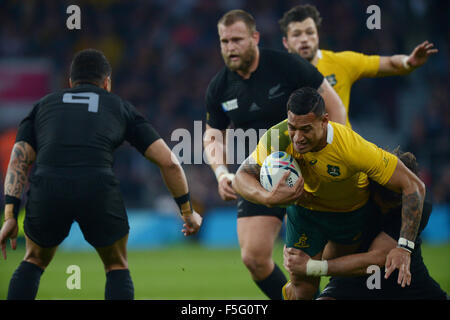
[0,241,448,300]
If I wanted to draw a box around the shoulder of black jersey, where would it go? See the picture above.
[206,66,228,97]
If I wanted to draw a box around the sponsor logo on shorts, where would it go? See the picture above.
[294,233,310,248]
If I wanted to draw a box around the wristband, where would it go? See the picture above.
[306,259,328,277]
[5,195,21,220]
[174,193,193,216]
[398,237,414,252]
[214,165,229,181]
[218,173,235,183]
[402,56,412,70]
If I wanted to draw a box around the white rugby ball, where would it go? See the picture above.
[260,151,301,192]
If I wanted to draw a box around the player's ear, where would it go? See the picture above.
[252,31,260,45]
[104,76,111,92]
[282,37,289,50]
[322,113,329,126]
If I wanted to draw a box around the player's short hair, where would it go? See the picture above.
[287,87,325,118]
[70,49,112,86]
[279,4,322,36]
[218,9,257,34]
[370,147,419,204]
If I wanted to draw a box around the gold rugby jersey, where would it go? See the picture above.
[316,49,380,128]
[250,120,397,212]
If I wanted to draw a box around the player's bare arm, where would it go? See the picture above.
[4,141,36,201]
[233,156,305,207]
[317,79,346,125]
[377,40,438,77]
[383,159,425,286]
[144,139,202,236]
[1,141,36,259]
[284,231,395,278]
[204,124,237,201]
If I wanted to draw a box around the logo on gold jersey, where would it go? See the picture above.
[327,165,341,177]
[294,233,310,248]
[309,159,317,165]
[325,74,337,87]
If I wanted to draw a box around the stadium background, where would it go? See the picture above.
[0,0,448,299]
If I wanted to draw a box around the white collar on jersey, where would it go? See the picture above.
[317,49,323,59]
[326,123,334,144]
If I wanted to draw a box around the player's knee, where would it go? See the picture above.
[23,255,51,270]
[241,252,271,275]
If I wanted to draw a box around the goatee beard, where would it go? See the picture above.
[225,46,256,73]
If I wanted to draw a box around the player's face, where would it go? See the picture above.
[283,18,319,62]
[218,21,259,73]
[287,111,328,154]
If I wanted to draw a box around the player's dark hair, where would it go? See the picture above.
[218,9,257,33]
[370,147,419,204]
[287,87,325,117]
[70,49,112,86]
[279,4,322,36]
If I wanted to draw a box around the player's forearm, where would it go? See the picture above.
[400,184,425,242]
[4,141,35,199]
[326,250,386,277]
[233,159,268,205]
[159,161,190,198]
[377,55,413,77]
[203,127,230,179]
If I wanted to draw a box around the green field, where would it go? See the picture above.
[1,241,449,300]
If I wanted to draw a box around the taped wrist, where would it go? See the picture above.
[4,195,21,220]
[174,193,193,216]
[306,259,328,277]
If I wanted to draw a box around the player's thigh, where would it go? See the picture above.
[322,241,361,260]
[24,177,75,248]
[23,234,58,269]
[76,179,130,249]
[285,205,327,258]
[237,215,283,258]
[95,234,129,272]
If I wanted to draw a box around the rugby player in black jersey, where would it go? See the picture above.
[283,149,447,300]
[0,49,202,300]
[203,9,346,299]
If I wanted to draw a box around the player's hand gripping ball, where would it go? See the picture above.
[260,151,301,192]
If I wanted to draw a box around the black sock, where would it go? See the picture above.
[254,263,287,300]
[7,261,44,300]
[105,269,134,300]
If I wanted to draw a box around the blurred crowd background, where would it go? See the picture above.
[0,0,448,215]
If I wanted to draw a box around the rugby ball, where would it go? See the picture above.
[260,151,301,192]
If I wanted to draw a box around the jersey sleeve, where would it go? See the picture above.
[341,127,398,185]
[250,121,288,166]
[205,76,230,130]
[123,101,161,155]
[337,51,380,82]
[289,54,324,89]
[15,103,39,150]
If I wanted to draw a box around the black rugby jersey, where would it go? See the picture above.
[360,201,433,275]
[15,84,160,169]
[205,48,324,132]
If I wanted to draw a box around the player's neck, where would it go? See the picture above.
[311,52,320,67]
[311,126,328,152]
[237,47,260,80]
